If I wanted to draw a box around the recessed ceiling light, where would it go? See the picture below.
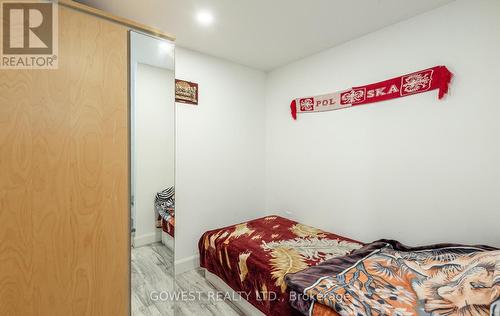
[196,10,214,26]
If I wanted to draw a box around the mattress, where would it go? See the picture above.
[198,216,363,316]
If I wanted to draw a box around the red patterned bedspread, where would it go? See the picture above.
[198,216,363,316]
[162,216,174,237]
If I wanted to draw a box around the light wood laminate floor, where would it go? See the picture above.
[132,243,175,316]
[175,268,243,316]
[132,243,242,316]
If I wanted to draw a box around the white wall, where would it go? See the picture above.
[134,63,175,246]
[265,0,500,247]
[175,48,266,270]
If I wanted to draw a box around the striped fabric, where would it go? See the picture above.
[492,300,500,316]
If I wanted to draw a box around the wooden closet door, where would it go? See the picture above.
[0,6,129,316]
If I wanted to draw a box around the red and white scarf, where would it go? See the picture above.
[290,65,453,120]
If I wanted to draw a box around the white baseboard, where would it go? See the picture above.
[134,231,161,247]
[175,255,199,275]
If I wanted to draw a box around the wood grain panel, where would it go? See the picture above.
[0,6,129,316]
[58,0,175,42]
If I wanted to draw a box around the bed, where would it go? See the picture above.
[200,217,500,316]
[161,214,175,237]
[156,187,175,251]
[198,216,363,316]
[161,213,174,251]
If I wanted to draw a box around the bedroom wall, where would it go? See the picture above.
[134,63,175,246]
[265,0,500,247]
[175,47,267,272]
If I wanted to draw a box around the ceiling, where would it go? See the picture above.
[80,0,454,71]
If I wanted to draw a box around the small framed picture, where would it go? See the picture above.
[175,79,198,105]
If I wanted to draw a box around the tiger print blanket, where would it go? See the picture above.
[285,240,499,316]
